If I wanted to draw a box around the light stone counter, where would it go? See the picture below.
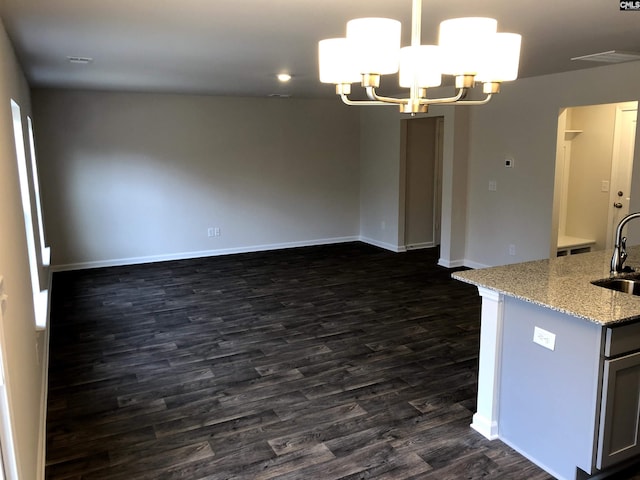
[452,245,640,326]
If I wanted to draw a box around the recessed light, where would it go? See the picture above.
[67,56,93,64]
[277,73,292,82]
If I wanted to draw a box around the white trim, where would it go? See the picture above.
[33,290,48,332]
[36,329,49,480]
[438,258,465,268]
[51,236,361,271]
[359,237,404,253]
[405,242,435,250]
[470,286,504,440]
[0,281,19,480]
[470,414,498,440]
[36,275,51,479]
[461,259,492,269]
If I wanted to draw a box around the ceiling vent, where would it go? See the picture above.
[571,50,640,64]
[67,56,93,64]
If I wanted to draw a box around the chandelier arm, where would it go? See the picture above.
[365,86,483,108]
[339,93,390,106]
[366,87,409,106]
[418,88,467,105]
[453,94,493,105]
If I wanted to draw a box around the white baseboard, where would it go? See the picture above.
[50,236,452,272]
[50,236,361,271]
[358,237,404,253]
[470,413,499,440]
[462,259,492,269]
[405,242,435,250]
[438,258,466,268]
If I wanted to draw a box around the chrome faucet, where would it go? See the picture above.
[611,212,640,274]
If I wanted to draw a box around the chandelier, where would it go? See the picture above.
[318,0,521,114]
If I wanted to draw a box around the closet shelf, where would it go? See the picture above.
[564,130,583,140]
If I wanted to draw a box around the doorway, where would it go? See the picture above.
[402,116,444,250]
[552,101,638,257]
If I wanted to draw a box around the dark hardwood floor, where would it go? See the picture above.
[45,242,566,479]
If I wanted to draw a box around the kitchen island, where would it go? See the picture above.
[453,246,640,480]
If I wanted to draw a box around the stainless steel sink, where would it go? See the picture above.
[592,276,640,295]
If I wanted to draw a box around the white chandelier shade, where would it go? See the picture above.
[399,45,442,88]
[476,33,522,83]
[318,0,522,114]
[318,38,361,85]
[346,18,402,75]
[438,17,498,76]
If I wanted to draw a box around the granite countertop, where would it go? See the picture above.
[452,246,640,326]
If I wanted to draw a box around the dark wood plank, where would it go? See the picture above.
[46,242,564,479]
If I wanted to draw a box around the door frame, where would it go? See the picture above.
[550,101,639,258]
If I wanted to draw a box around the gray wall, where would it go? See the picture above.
[465,61,640,268]
[32,90,361,268]
[31,58,640,271]
[358,104,469,265]
[0,18,50,480]
[358,107,403,251]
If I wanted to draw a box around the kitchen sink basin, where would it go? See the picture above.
[592,276,640,295]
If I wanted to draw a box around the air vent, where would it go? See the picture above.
[571,50,640,64]
[67,56,93,64]
[268,94,291,98]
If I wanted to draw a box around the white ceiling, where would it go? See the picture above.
[1,0,639,99]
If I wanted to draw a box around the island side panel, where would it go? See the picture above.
[498,297,603,480]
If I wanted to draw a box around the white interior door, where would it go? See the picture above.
[606,104,638,249]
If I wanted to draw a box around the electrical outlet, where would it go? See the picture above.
[214,227,221,237]
[601,180,610,192]
[533,326,556,351]
[207,227,214,237]
[489,180,497,191]
[508,244,516,256]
